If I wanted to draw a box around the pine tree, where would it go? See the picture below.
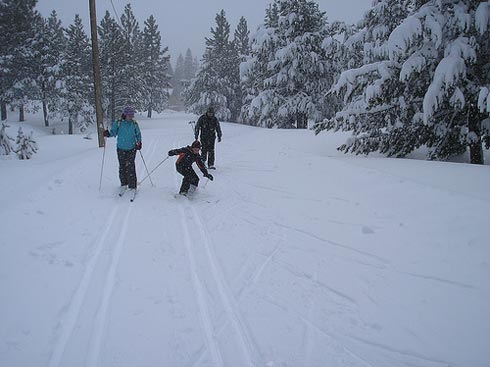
[0,122,14,155]
[99,11,125,123]
[323,0,490,164]
[318,0,425,157]
[420,0,490,164]
[170,53,185,108]
[241,0,330,128]
[32,10,66,127]
[183,49,196,80]
[119,4,144,111]
[184,10,238,121]
[61,14,94,134]
[141,15,171,118]
[240,5,280,126]
[234,17,250,57]
[232,17,250,122]
[15,127,37,160]
[0,0,39,122]
[315,20,356,125]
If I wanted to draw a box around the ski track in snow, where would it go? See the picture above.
[48,205,120,367]
[48,138,159,367]
[188,203,257,367]
[177,202,224,367]
[3,118,487,367]
[170,147,258,366]
[87,205,133,367]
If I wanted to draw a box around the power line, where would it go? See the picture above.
[109,0,123,28]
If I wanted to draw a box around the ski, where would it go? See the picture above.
[118,186,128,197]
[130,189,137,202]
[173,192,216,204]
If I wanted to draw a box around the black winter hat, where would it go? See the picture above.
[191,140,201,149]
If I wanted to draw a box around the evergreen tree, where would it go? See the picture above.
[323,0,490,164]
[183,48,196,80]
[15,127,37,159]
[316,20,356,124]
[0,0,39,122]
[317,0,424,157]
[99,11,125,123]
[119,4,144,111]
[232,17,250,122]
[241,0,330,128]
[240,5,280,126]
[184,10,238,121]
[170,53,185,108]
[61,14,94,134]
[420,0,490,164]
[141,15,171,117]
[0,122,15,155]
[32,10,66,127]
[234,17,250,57]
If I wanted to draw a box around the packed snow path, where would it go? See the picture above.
[1,112,489,367]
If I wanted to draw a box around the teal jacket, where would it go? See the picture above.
[109,118,142,151]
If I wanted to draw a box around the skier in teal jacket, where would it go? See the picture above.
[103,106,142,190]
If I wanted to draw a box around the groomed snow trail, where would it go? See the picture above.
[1,113,489,367]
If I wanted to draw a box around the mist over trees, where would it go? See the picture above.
[1,0,489,163]
[1,1,171,131]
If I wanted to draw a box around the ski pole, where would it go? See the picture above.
[138,150,154,187]
[98,137,107,190]
[138,156,170,185]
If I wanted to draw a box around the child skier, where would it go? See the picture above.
[168,140,214,196]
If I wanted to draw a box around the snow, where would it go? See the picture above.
[1,111,490,367]
[387,15,422,59]
[475,2,490,34]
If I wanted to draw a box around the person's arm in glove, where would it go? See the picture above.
[135,141,142,150]
[205,173,214,181]
[103,130,110,137]
[168,147,185,156]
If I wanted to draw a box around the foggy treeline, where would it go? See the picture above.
[1,0,489,163]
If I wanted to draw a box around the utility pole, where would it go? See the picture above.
[89,0,105,148]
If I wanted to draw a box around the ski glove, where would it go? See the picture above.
[205,173,214,181]
[103,130,110,137]
[135,142,142,150]
[168,150,175,156]
[218,136,222,142]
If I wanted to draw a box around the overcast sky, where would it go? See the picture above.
[35,0,372,65]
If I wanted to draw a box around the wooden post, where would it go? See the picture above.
[89,0,105,148]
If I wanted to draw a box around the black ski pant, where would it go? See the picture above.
[201,136,216,167]
[176,165,199,194]
[117,148,137,189]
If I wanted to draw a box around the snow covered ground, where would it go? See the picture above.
[1,111,489,367]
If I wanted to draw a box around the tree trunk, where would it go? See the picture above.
[69,114,74,135]
[296,112,307,129]
[1,100,6,121]
[468,105,484,165]
[19,105,25,122]
[42,97,49,127]
[147,108,152,118]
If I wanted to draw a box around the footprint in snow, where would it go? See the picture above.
[362,226,374,234]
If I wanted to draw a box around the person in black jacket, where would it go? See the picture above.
[168,140,214,196]
[194,106,222,169]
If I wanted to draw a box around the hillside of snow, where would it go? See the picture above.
[1,111,489,367]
